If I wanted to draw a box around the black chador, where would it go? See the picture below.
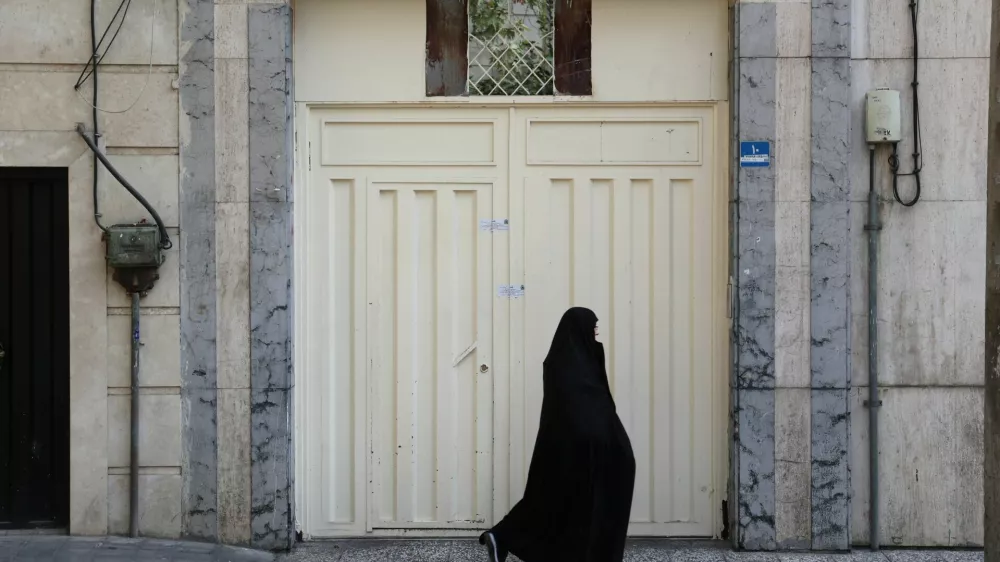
[481,307,636,562]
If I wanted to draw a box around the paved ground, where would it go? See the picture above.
[0,536,272,562]
[281,540,985,562]
[0,536,986,562]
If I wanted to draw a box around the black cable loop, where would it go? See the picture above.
[891,0,923,207]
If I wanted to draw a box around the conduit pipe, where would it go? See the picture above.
[129,292,141,537]
[865,145,883,551]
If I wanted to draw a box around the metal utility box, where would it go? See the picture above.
[106,224,164,268]
[865,89,903,144]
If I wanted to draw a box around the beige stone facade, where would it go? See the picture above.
[0,0,990,552]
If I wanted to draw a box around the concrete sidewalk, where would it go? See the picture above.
[0,536,985,562]
[0,535,272,562]
[282,540,984,562]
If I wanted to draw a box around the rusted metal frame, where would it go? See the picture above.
[554,0,591,95]
[426,0,469,96]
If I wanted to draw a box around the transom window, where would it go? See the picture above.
[468,0,555,96]
[426,0,593,97]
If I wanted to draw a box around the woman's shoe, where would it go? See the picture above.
[479,531,507,562]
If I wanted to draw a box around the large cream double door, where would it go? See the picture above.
[296,104,726,539]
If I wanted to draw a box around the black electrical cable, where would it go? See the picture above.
[890,0,923,207]
[76,0,132,90]
[76,125,172,250]
[76,0,133,233]
[77,0,170,247]
[89,0,107,233]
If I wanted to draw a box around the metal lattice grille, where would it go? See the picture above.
[468,0,554,96]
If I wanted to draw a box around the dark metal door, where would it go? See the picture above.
[0,168,70,529]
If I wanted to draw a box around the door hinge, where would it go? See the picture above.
[721,499,731,540]
[308,142,312,171]
[479,219,510,232]
[726,276,735,320]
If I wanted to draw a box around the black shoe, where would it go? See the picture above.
[479,531,507,562]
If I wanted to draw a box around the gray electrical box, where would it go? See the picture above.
[865,89,903,144]
[106,224,164,268]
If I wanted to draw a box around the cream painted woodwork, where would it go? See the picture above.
[500,107,725,538]
[293,0,729,104]
[296,105,727,539]
[299,107,509,537]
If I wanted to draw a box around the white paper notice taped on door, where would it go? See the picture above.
[480,219,511,232]
[497,284,525,299]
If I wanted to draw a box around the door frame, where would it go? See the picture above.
[292,100,730,539]
[0,167,71,530]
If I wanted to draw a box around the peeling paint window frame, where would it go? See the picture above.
[553,0,592,96]
[427,0,471,96]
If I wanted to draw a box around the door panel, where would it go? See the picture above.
[367,181,494,528]
[507,108,721,537]
[0,168,70,530]
[301,108,507,536]
[298,105,723,538]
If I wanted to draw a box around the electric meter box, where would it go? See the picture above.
[106,224,164,268]
[865,89,902,144]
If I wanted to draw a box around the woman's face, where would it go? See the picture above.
[594,323,600,338]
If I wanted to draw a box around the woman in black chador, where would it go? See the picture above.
[480,307,636,562]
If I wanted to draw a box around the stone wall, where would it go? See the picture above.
[0,0,988,551]
[0,0,183,538]
[178,0,294,550]
[0,0,294,548]
[847,0,987,548]
[735,0,840,550]
[734,0,988,550]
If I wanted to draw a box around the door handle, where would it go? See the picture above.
[0,342,5,375]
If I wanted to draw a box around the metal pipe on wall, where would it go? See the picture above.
[129,291,141,538]
[983,5,1000,559]
[865,145,882,550]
